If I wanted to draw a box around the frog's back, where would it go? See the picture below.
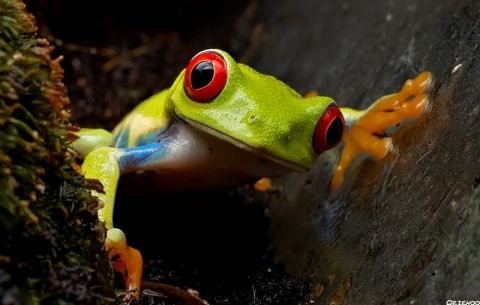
[113,89,171,148]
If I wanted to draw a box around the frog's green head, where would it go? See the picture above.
[166,49,345,171]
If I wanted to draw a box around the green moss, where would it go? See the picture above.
[0,0,116,303]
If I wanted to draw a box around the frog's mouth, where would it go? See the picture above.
[180,116,309,173]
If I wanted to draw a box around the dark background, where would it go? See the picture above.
[24,0,480,304]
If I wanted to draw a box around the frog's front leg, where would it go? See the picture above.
[80,146,143,302]
[331,71,434,189]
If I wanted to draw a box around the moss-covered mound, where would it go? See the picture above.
[0,1,115,304]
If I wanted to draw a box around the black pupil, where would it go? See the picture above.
[191,61,214,89]
[326,117,344,147]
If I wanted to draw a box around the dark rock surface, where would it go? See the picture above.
[249,0,480,303]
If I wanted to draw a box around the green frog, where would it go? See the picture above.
[72,49,433,301]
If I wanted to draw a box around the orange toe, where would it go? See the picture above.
[105,228,143,302]
[330,71,433,190]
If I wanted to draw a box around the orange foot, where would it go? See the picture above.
[253,177,272,192]
[330,71,434,189]
[105,228,143,303]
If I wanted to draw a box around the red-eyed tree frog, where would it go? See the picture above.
[71,49,433,302]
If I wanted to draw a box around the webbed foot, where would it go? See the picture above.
[331,71,434,189]
[105,228,143,303]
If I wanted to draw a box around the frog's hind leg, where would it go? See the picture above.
[331,71,434,189]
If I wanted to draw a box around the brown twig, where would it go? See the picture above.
[141,281,209,305]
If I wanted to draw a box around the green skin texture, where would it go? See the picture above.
[107,49,337,172]
[165,51,335,170]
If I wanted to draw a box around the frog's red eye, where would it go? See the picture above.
[184,51,228,102]
[312,105,345,154]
